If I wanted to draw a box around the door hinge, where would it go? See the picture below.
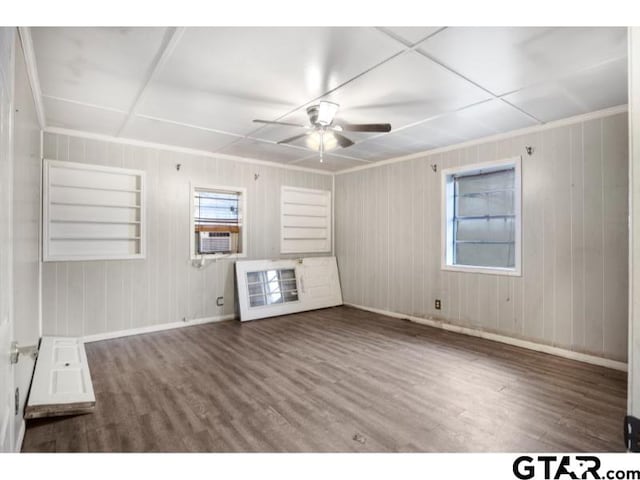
[624,415,640,452]
[14,388,19,416]
[10,341,39,364]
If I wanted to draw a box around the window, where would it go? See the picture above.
[43,159,145,261]
[441,157,521,275]
[190,184,246,259]
[246,268,299,307]
[281,186,331,254]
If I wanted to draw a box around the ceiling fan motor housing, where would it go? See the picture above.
[306,105,321,126]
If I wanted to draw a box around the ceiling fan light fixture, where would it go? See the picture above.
[317,101,339,126]
[306,131,338,151]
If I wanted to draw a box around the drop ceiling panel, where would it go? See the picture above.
[248,122,309,144]
[419,27,627,96]
[348,140,425,162]
[503,57,628,123]
[43,96,127,136]
[564,57,628,110]
[139,83,300,138]
[413,111,501,143]
[383,27,443,45]
[121,116,238,152]
[319,51,492,130]
[348,104,513,162]
[138,27,403,135]
[218,139,311,164]
[379,102,532,155]
[294,153,370,172]
[345,135,423,161]
[32,27,169,111]
[454,98,538,133]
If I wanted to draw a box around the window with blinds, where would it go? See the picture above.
[194,190,239,226]
[442,157,521,275]
[191,185,246,259]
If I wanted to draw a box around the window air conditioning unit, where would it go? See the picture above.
[198,231,236,254]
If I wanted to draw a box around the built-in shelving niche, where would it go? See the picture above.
[43,159,145,261]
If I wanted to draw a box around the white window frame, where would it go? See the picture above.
[441,156,522,276]
[43,159,146,262]
[189,183,247,261]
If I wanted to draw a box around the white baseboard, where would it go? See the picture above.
[15,419,25,453]
[82,314,236,344]
[346,303,628,372]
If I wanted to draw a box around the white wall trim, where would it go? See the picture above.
[43,126,334,176]
[331,173,336,256]
[347,303,628,372]
[335,104,629,175]
[16,27,45,130]
[82,313,236,344]
[38,130,43,338]
[14,419,24,453]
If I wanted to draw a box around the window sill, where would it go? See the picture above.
[441,264,521,277]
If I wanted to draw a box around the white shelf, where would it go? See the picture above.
[51,201,141,209]
[50,219,141,225]
[44,159,146,262]
[51,183,141,193]
[281,186,332,254]
[50,237,141,241]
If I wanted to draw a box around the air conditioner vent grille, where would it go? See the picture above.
[199,231,232,254]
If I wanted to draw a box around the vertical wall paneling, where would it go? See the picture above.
[603,113,631,358]
[40,132,333,337]
[336,112,629,362]
[583,119,606,355]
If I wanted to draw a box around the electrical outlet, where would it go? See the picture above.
[435,299,441,310]
[216,296,224,307]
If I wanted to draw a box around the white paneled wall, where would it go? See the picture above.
[336,112,629,362]
[41,132,333,337]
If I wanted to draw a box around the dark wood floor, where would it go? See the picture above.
[22,306,626,452]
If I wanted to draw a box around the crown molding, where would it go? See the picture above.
[17,27,45,129]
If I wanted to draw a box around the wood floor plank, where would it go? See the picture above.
[21,306,627,452]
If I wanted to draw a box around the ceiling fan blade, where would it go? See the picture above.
[333,132,355,148]
[277,132,310,145]
[339,123,392,133]
[253,119,307,128]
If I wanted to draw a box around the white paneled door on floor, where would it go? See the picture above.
[236,257,343,321]
[25,337,95,419]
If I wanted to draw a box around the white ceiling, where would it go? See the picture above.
[31,26,628,172]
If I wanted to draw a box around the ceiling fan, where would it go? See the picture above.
[253,101,391,162]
